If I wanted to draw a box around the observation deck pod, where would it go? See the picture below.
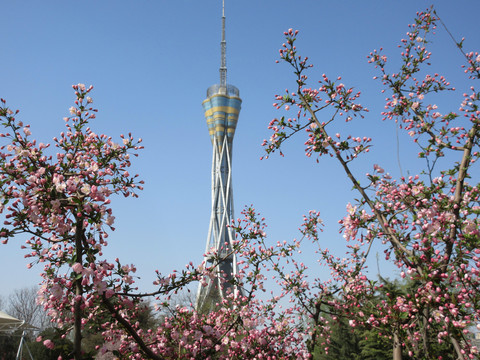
[202,84,242,150]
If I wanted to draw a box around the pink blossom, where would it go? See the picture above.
[80,184,91,195]
[43,339,55,349]
[50,283,63,300]
[105,216,115,226]
[373,164,384,173]
[72,263,83,274]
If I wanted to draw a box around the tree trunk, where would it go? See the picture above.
[73,220,84,359]
[450,336,465,360]
[422,307,430,358]
[393,331,402,360]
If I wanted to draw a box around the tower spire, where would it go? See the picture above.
[220,0,227,88]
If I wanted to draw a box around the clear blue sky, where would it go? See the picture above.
[1,0,479,299]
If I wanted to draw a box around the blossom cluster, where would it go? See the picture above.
[262,7,480,359]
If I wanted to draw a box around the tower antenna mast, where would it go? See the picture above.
[220,0,227,88]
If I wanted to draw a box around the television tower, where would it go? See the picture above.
[196,0,242,312]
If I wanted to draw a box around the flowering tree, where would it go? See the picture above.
[0,85,145,358]
[264,7,480,360]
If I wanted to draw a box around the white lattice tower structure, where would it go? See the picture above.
[196,0,242,312]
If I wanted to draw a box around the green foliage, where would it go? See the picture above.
[27,328,74,360]
[0,332,19,360]
[357,329,392,360]
[313,317,391,360]
[135,301,161,330]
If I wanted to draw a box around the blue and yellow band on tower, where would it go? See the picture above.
[202,86,242,147]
